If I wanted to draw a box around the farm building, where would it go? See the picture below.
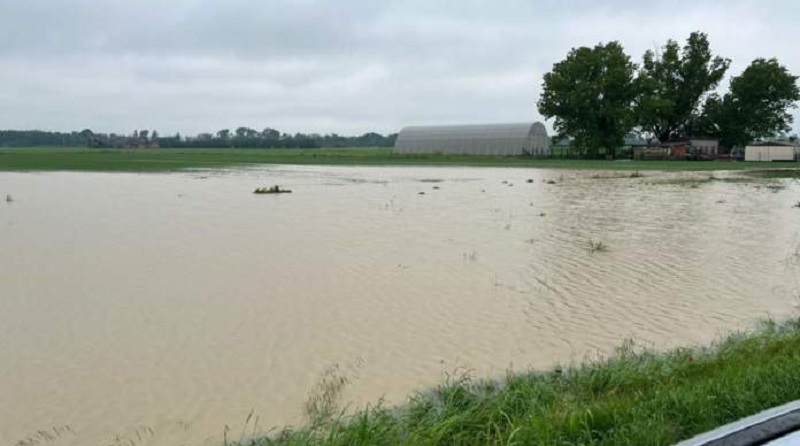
[394,122,550,156]
[689,138,719,156]
[745,141,799,162]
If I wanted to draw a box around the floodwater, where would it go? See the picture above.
[1,166,799,446]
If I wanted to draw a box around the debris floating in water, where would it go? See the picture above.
[527,179,534,183]
[254,185,292,194]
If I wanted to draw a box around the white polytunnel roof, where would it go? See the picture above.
[393,122,550,156]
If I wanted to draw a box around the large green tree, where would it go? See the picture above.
[700,58,800,148]
[636,32,730,142]
[537,41,637,158]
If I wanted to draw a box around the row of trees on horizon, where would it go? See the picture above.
[537,31,800,157]
[0,128,398,149]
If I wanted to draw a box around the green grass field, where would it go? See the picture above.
[233,318,800,446]
[0,147,796,172]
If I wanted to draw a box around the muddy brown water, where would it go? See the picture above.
[1,166,799,445]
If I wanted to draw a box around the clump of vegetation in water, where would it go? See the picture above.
[591,171,645,180]
[234,317,800,446]
[589,239,608,253]
[660,175,757,188]
[462,251,478,261]
[764,184,786,193]
[745,169,800,180]
[253,185,292,194]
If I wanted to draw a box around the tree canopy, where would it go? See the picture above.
[635,32,730,142]
[539,31,799,150]
[700,58,800,148]
[537,41,637,158]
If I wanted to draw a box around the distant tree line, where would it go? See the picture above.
[0,130,90,147]
[0,127,398,149]
[537,31,800,157]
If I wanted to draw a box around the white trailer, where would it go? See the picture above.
[744,145,797,162]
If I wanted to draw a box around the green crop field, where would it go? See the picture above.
[0,147,796,172]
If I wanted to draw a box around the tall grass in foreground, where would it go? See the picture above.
[237,318,800,446]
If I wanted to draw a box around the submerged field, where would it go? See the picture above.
[0,147,797,172]
[2,165,799,446]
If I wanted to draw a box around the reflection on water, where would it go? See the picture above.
[1,166,798,445]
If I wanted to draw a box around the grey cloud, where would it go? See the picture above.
[0,0,798,135]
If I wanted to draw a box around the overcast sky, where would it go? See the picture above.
[0,0,798,136]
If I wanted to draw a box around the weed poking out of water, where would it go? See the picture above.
[13,425,77,446]
[589,239,608,253]
[239,318,800,446]
[230,409,260,446]
[254,185,292,194]
[630,171,644,178]
[305,365,350,430]
[6,194,12,202]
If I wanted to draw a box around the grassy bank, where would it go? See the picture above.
[1,147,796,172]
[239,318,800,446]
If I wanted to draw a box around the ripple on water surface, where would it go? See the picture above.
[1,166,798,445]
